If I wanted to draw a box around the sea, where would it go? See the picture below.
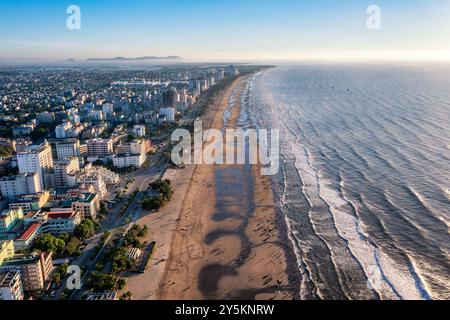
[241,64,450,300]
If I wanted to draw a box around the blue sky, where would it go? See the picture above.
[1,0,450,62]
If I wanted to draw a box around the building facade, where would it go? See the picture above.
[55,139,81,160]
[0,252,53,292]
[54,157,80,188]
[0,173,41,201]
[113,153,146,169]
[87,139,113,157]
[71,193,99,220]
[17,142,54,190]
[0,270,24,300]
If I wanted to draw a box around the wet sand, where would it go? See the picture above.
[158,74,300,300]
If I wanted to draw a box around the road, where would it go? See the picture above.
[51,156,166,300]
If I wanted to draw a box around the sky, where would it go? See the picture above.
[0,0,450,62]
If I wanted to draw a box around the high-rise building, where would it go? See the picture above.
[87,139,113,157]
[55,122,73,139]
[159,107,175,122]
[54,157,80,188]
[0,252,53,292]
[0,208,24,235]
[132,125,146,137]
[36,112,55,124]
[90,110,104,121]
[55,139,81,159]
[71,193,99,220]
[0,270,24,300]
[84,164,120,185]
[130,140,152,155]
[0,173,41,200]
[75,174,107,199]
[17,142,54,190]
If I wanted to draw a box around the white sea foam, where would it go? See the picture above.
[289,135,429,300]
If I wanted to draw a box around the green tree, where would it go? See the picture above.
[86,272,125,292]
[99,201,108,216]
[112,247,134,273]
[74,219,99,241]
[30,127,49,142]
[65,237,81,256]
[0,146,13,157]
[120,291,132,300]
[31,233,66,256]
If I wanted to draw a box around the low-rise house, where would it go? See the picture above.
[24,209,81,235]
[0,138,16,152]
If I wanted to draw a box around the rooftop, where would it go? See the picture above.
[2,253,40,267]
[16,222,41,241]
[0,270,20,287]
[47,211,78,220]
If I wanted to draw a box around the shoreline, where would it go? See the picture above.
[157,72,300,300]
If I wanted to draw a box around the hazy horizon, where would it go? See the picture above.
[1,0,450,63]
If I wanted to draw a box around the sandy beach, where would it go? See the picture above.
[155,74,300,300]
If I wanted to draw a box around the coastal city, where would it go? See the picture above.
[0,63,247,300]
[1,1,449,314]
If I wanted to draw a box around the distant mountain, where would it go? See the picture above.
[85,56,182,62]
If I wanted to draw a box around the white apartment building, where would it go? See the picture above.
[17,142,54,190]
[55,122,73,139]
[84,164,120,185]
[87,139,113,157]
[113,153,146,169]
[71,193,99,220]
[75,174,107,199]
[133,125,146,137]
[54,157,80,188]
[159,107,175,122]
[0,173,41,201]
[130,140,152,155]
[55,140,81,159]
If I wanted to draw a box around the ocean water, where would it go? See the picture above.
[245,65,450,300]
